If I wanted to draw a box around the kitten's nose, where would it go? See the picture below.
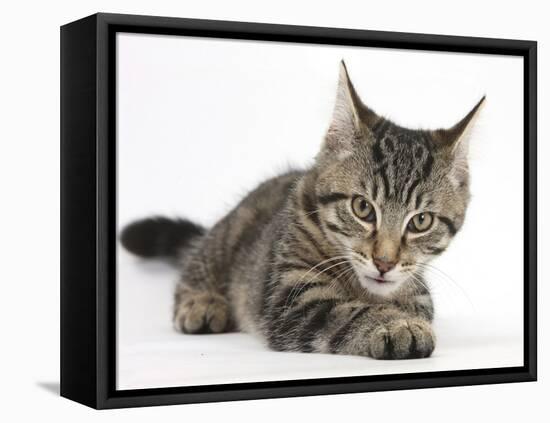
[373,257,396,275]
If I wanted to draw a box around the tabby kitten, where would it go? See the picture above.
[121,61,484,359]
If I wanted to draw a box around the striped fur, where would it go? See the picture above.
[121,61,484,359]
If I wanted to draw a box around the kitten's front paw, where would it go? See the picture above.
[368,319,435,359]
[174,292,230,334]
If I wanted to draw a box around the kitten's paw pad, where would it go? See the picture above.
[368,319,435,359]
[174,292,230,334]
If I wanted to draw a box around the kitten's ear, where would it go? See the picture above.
[323,61,379,156]
[331,60,362,131]
[431,96,485,188]
[431,96,486,155]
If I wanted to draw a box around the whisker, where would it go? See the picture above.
[293,255,350,285]
[415,262,475,311]
[284,259,351,310]
[405,269,457,306]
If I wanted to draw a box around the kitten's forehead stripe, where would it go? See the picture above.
[374,163,391,199]
[369,124,434,205]
[371,181,379,201]
[414,193,424,210]
[404,177,421,206]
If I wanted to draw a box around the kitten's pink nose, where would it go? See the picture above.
[373,258,396,275]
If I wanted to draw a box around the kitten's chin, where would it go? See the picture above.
[357,274,403,298]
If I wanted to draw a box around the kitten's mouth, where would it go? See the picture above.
[355,268,402,297]
[364,275,394,284]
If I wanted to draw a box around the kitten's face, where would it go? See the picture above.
[316,61,483,297]
[316,125,470,297]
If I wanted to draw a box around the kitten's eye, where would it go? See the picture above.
[352,196,376,222]
[408,212,433,233]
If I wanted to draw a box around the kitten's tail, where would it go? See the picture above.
[120,216,205,260]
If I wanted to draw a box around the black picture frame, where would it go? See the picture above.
[60,12,537,409]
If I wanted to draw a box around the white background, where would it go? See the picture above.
[0,0,547,421]
[117,33,524,389]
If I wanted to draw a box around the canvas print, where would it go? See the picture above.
[116,33,524,390]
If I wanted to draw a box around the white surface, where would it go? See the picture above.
[118,252,522,390]
[117,31,524,389]
[2,0,548,422]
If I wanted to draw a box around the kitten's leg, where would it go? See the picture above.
[327,303,435,359]
[173,285,231,334]
[172,246,231,334]
[267,284,435,359]
[393,293,434,322]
